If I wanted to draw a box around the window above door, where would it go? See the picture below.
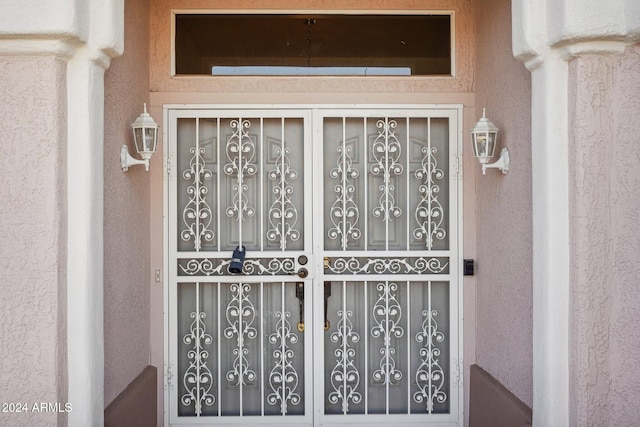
[174,13,453,76]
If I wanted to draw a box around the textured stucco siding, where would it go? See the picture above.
[473,0,533,408]
[0,56,68,427]
[103,0,152,407]
[569,44,640,427]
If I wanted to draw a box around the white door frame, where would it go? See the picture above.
[162,104,464,427]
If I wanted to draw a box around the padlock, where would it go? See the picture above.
[229,246,246,274]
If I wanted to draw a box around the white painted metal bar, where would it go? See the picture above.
[342,117,347,250]
[427,118,433,250]
[196,282,201,415]
[364,280,368,414]
[384,117,390,251]
[406,281,411,413]
[280,119,286,251]
[195,119,201,252]
[260,281,265,416]
[217,281,221,416]
[260,118,264,251]
[428,280,433,414]
[406,117,411,251]
[342,280,347,414]
[216,118,221,252]
[275,280,281,414]
[363,117,368,251]
[239,282,244,416]
[385,280,390,414]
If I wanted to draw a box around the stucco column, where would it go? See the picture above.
[529,53,571,426]
[512,0,640,425]
[66,47,111,426]
[0,1,123,426]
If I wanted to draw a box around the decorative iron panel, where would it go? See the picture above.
[176,117,305,253]
[323,280,450,415]
[178,257,296,276]
[177,281,306,417]
[323,117,450,251]
[325,256,450,275]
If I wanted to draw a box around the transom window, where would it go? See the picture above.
[174,13,452,76]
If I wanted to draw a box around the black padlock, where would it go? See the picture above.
[229,246,246,274]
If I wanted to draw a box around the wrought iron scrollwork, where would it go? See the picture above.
[267,310,301,414]
[414,308,447,412]
[267,145,300,250]
[371,282,404,385]
[181,310,215,415]
[414,143,446,249]
[224,283,257,386]
[371,119,403,223]
[181,146,214,251]
[328,138,361,249]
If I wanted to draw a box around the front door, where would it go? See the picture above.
[166,107,462,427]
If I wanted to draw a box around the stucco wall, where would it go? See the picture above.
[473,0,533,407]
[0,56,68,426]
[569,44,640,427]
[103,0,152,406]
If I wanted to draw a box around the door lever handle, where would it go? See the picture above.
[297,268,308,279]
[296,282,304,332]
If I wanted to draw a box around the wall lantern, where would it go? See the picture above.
[121,103,159,172]
[470,108,510,175]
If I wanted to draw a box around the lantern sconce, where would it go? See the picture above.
[121,103,159,172]
[470,108,510,175]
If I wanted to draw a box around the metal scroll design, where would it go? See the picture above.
[179,257,295,276]
[371,119,403,223]
[371,282,404,384]
[414,309,447,412]
[224,283,257,386]
[328,309,362,413]
[181,310,215,414]
[327,257,449,275]
[267,311,301,414]
[181,146,214,251]
[328,138,361,249]
[267,146,300,250]
[224,119,257,235]
[414,145,446,249]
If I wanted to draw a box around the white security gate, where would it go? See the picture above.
[165,107,462,427]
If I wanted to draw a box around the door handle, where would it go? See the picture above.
[296,282,304,332]
[297,268,308,279]
[324,281,332,330]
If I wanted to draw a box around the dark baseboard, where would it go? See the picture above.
[105,365,157,427]
[469,364,532,427]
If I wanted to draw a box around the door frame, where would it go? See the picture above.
[162,104,465,427]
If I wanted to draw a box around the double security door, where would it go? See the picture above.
[166,107,462,426]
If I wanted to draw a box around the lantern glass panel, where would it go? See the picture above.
[143,127,157,153]
[133,127,157,154]
[473,132,496,158]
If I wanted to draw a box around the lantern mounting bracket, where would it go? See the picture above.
[482,147,510,175]
[121,145,150,172]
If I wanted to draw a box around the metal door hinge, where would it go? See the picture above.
[165,364,174,390]
[455,361,463,386]
[167,157,173,175]
[454,156,462,176]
